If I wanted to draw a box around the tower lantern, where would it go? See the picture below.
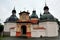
[12,7,16,15]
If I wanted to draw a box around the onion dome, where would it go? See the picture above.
[40,12,54,20]
[40,5,56,21]
[4,7,18,23]
[30,10,38,18]
[5,15,18,22]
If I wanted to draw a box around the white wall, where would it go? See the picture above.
[39,22,59,37]
[39,22,47,37]
[4,21,58,37]
[31,24,46,37]
[46,22,58,37]
[10,28,16,36]
[4,23,17,32]
[31,21,58,37]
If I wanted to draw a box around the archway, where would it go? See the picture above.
[21,25,26,35]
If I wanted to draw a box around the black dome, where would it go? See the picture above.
[5,15,18,23]
[4,7,18,23]
[44,6,49,10]
[40,12,56,21]
[12,10,16,13]
[12,7,16,14]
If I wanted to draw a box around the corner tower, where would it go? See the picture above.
[39,2,59,37]
[4,7,18,36]
[30,10,39,24]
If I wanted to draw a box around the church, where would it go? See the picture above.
[4,4,59,38]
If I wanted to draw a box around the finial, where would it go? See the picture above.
[44,0,49,10]
[13,6,15,10]
[33,8,36,13]
[12,6,16,14]
[45,0,47,6]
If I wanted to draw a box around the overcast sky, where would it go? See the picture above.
[0,0,60,24]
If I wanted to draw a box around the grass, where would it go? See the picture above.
[0,36,3,40]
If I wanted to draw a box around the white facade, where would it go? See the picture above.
[4,23,17,36]
[31,24,46,37]
[10,28,16,36]
[31,21,59,37]
[4,21,59,37]
[46,22,58,37]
